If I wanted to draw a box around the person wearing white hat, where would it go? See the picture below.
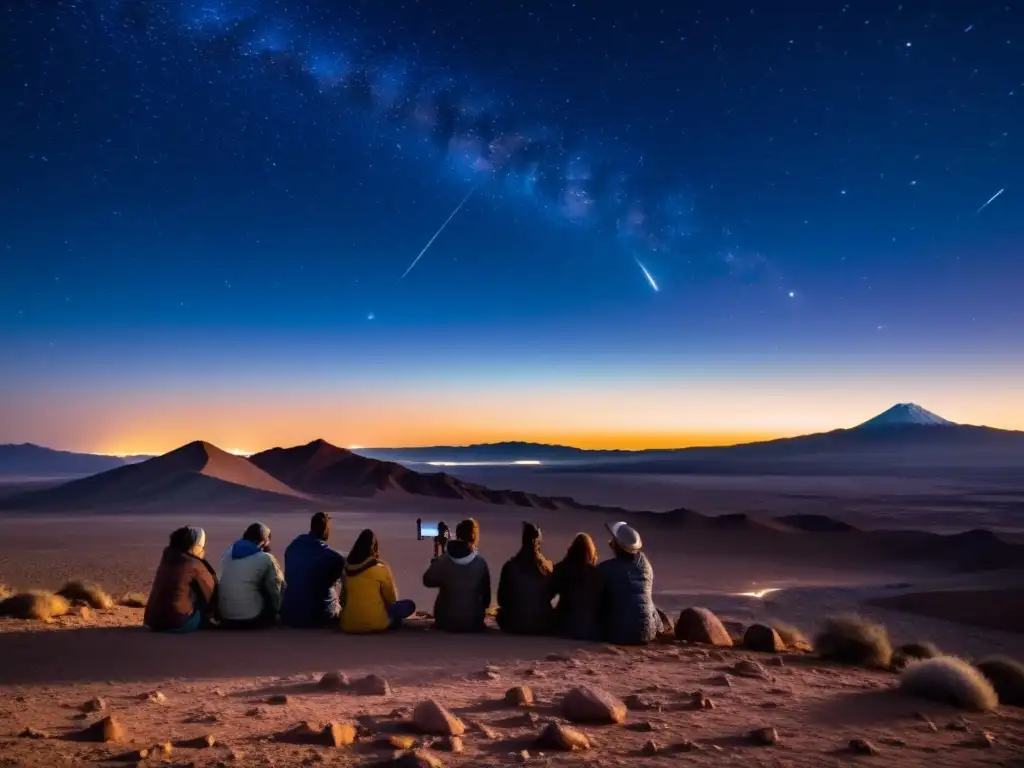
[596,521,664,645]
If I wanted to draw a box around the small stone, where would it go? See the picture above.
[73,604,91,620]
[504,686,534,706]
[82,715,124,743]
[150,742,173,758]
[749,726,779,746]
[516,750,530,763]
[227,748,245,761]
[562,685,627,724]
[977,731,996,748]
[353,674,391,696]
[245,706,267,718]
[318,671,350,690]
[508,711,539,727]
[946,717,971,732]
[880,737,907,747]
[524,668,546,678]
[711,674,732,687]
[467,720,498,739]
[146,691,167,703]
[849,737,879,755]
[536,722,591,751]
[629,721,658,732]
[383,734,417,750]
[731,659,771,679]
[322,722,355,747]
[441,736,463,753]
[19,727,47,739]
[624,693,660,711]
[382,749,446,767]
[388,707,412,720]
[267,694,290,705]
[676,739,702,752]
[641,739,659,756]
[412,699,465,736]
[81,696,106,713]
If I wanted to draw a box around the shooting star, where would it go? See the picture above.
[635,257,659,292]
[399,185,478,281]
[976,187,1005,214]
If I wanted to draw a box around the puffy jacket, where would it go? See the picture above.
[340,557,399,633]
[422,540,491,633]
[597,552,662,645]
[144,548,218,632]
[281,533,346,628]
[550,559,604,641]
[218,540,285,622]
[496,555,554,635]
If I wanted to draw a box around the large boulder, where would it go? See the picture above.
[675,607,733,647]
[561,686,627,724]
[743,624,785,653]
[412,700,465,736]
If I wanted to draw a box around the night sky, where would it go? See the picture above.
[2,1,1022,454]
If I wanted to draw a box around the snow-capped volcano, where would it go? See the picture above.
[855,403,956,429]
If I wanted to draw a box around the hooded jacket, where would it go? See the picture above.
[597,551,662,645]
[144,547,218,632]
[550,558,604,641]
[496,553,554,635]
[339,556,399,633]
[217,540,285,622]
[422,540,491,633]
[281,533,346,628]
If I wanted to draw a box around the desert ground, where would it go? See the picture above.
[0,471,1022,766]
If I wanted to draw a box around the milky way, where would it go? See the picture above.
[73,0,705,285]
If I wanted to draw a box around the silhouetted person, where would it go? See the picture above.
[144,526,217,633]
[597,522,663,645]
[218,522,284,629]
[423,518,490,632]
[496,522,555,635]
[550,532,604,641]
[281,512,346,628]
[340,529,416,633]
[432,521,450,558]
[416,518,423,541]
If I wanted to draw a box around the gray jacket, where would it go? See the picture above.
[422,540,491,632]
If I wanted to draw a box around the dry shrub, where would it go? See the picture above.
[892,641,941,670]
[770,620,812,651]
[57,580,114,610]
[0,591,71,621]
[119,592,148,608]
[975,656,1024,707]
[900,656,998,712]
[814,614,892,669]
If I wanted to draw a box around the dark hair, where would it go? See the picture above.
[168,526,193,553]
[347,528,379,564]
[514,522,552,575]
[562,532,599,569]
[243,522,269,545]
[455,518,479,547]
[438,521,449,535]
[311,512,331,540]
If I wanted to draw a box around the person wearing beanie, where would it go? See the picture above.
[144,525,218,633]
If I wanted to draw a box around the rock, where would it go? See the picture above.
[199,734,216,748]
[267,694,290,705]
[676,739,702,751]
[388,707,412,720]
[623,693,660,711]
[377,750,446,767]
[743,623,785,653]
[536,722,591,751]
[690,691,714,710]
[325,722,357,747]
[731,659,771,680]
[504,686,534,706]
[19,727,47,739]
[675,607,734,647]
[440,736,463,753]
[749,726,779,746]
[73,605,91,620]
[946,717,971,732]
[508,711,539,727]
[81,696,106,713]
[880,737,907,747]
[245,706,267,717]
[711,674,732,687]
[629,721,658,732]
[768,656,786,667]
[354,674,391,696]
[146,691,167,703]
[82,716,124,743]
[976,731,996,748]
[641,740,659,756]
[412,699,465,736]
[515,751,530,763]
[318,671,350,690]
[480,667,502,681]
[849,737,879,755]
[561,685,627,724]
[380,735,416,750]
[467,720,498,739]
[707,650,727,661]
[524,667,546,678]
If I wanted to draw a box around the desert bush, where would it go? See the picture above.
[57,580,114,610]
[770,620,812,651]
[975,656,1024,707]
[900,656,998,712]
[0,591,71,621]
[118,592,148,608]
[892,641,941,670]
[814,614,892,669]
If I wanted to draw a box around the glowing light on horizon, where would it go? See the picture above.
[227,448,253,456]
[734,587,781,599]
[426,459,543,467]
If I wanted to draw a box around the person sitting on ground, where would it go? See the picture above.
[280,512,347,628]
[144,526,218,633]
[218,522,284,629]
[496,522,555,635]
[423,517,491,633]
[597,521,663,645]
[432,521,450,559]
[340,528,416,633]
[550,532,604,641]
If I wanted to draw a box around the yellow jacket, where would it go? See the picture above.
[340,557,399,633]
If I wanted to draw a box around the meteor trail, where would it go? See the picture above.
[635,257,659,292]
[976,187,1004,214]
[399,185,478,281]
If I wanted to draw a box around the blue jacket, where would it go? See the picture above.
[280,533,346,628]
[597,551,662,645]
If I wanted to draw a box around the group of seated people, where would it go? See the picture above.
[143,511,666,645]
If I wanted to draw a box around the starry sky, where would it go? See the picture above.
[2,0,1022,455]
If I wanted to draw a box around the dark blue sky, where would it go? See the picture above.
[2,0,1022,452]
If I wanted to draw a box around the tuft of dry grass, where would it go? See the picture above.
[57,580,114,610]
[118,592,149,608]
[814,614,892,669]
[975,656,1024,707]
[0,591,72,621]
[770,620,812,652]
[892,641,941,670]
[900,656,998,712]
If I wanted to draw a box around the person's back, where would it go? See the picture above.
[422,518,490,633]
[597,522,661,645]
[550,533,603,641]
[145,526,217,633]
[281,513,346,628]
[496,522,554,635]
[218,523,284,628]
[340,529,415,633]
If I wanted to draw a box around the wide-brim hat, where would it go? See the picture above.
[606,521,641,553]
